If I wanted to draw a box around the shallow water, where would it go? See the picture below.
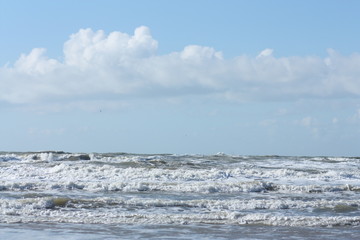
[1,152,360,239]
[1,223,360,240]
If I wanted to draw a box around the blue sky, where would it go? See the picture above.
[1,0,360,156]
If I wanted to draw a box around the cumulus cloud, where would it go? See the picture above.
[63,26,157,68]
[1,26,360,109]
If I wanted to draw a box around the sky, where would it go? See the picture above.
[1,0,360,156]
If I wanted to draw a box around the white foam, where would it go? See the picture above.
[1,153,360,227]
[1,154,360,194]
[1,195,360,226]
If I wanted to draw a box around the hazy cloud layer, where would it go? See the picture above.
[1,26,360,108]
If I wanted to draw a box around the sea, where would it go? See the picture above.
[1,151,360,239]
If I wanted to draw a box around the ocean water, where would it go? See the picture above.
[1,152,360,239]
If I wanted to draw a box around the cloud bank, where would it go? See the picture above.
[1,26,360,108]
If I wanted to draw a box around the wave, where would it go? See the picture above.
[2,195,360,226]
[1,152,360,228]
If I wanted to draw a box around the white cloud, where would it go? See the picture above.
[180,45,223,62]
[298,116,316,127]
[257,48,273,58]
[15,48,60,75]
[63,26,157,68]
[1,26,360,110]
